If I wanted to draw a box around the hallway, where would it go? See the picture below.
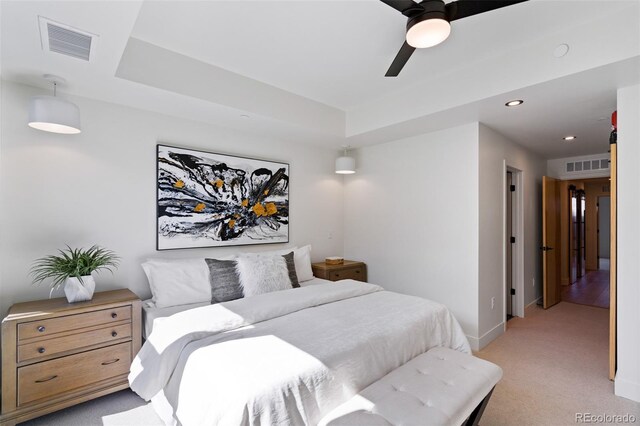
[476,302,639,425]
[561,259,610,309]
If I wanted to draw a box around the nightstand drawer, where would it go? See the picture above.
[17,342,131,406]
[17,323,132,363]
[329,268,364,281]
[18,306,131,341]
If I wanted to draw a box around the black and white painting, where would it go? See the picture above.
[157,144,289,250]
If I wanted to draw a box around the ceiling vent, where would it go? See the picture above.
[38,17,98,62]
[565,158,609,173]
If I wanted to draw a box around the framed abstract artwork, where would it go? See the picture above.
[156,144,289,250]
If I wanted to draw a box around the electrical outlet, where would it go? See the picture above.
[491,297,495,309]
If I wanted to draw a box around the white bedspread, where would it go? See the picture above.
[129,281,470,426]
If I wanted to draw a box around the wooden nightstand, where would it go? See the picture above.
[1,289,141,426]
[311,260,367,282]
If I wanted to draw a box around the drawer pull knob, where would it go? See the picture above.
[101,358,120,366]
[111,312,118,319]
[335,274,340,277]
[38,347,46,354]
[35,375,57,383]
[111,331,118,337]
[37,326,46,333]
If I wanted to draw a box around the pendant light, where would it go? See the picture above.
[28,75,81,134]
[335,146,356,175]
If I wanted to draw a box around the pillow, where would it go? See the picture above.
[204,259,244,303]
[141,258,211,308]
[282,252,300,288]
[235,253,292,297]
[294,245,314,282]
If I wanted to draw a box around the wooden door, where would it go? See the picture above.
[543,176,561,308]
[609,143,617,380]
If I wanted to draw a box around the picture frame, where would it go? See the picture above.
[156,144,289,250]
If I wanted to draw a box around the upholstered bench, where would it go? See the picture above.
[320,347,503,426]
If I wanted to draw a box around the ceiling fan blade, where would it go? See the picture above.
[385,41,416,77]
[379,0,424,16]
[446,0,528,22]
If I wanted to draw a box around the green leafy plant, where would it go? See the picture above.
[30,245,120,289]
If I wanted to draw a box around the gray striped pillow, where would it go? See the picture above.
[282,251,299,288]
[204,258,244,303]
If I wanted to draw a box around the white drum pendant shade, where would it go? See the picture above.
[335,155,356,174]
[28,96,81,134]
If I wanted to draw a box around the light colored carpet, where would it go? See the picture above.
[476,301,640,425]
[21,389,161,426]
[21,301,640,425]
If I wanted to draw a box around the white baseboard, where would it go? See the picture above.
[526,297,542,309]
[615,375,640,403]
[467,321,505,352]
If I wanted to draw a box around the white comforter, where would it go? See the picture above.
[129,281,470,426]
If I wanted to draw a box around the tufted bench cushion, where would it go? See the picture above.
[319,347,503,426]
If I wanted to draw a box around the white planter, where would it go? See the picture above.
[64,276,95,303]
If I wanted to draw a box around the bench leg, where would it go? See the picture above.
[463,386,495,426]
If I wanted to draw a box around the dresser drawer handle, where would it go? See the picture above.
[355,270,360,273]
[101,358,120,366]
[111,331,118,337]
[35,375,57,383]
[38,347,46,354]
[111,312,118,319]
[335,274,340,277]
[37,326,46,333]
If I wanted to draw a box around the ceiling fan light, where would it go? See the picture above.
[28,95,81,134]
[406,18,451,48]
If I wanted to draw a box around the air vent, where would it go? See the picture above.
[39,17,98,62]
[565,158,609,174]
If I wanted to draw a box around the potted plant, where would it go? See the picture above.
[30,245,119,303]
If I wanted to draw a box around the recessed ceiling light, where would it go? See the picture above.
[563,135,577,141]
[505,100,524,107]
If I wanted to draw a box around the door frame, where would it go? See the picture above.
[609,143,617,380]
[504,163,525,319]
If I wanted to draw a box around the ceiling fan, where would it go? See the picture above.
[380,0,528,76]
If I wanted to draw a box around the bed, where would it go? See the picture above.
[141,277,330,339]
[130,279,470,426]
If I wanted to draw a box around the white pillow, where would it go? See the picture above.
[141,258,212,308]
[294,245,314,282]
[235,253,291,297]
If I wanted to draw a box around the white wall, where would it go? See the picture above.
[344,124,480,339]
[0,81,345,316]
[478,124,545,347]
[547,153,611,180]
[615,84,640,402]
[343,123,545,350]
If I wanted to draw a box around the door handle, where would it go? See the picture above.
[35,375,58,383]
[541,246,554,251]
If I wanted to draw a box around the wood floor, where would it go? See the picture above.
[561,258,609,309]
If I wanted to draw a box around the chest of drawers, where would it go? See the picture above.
[1,289,141,426]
